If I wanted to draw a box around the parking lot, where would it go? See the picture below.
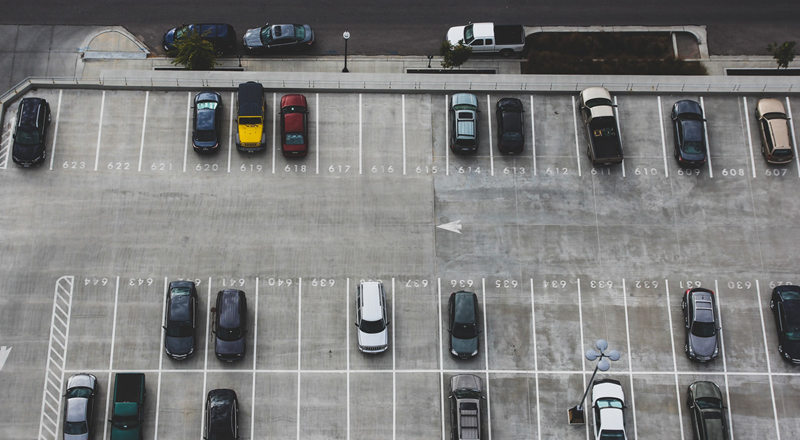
[2,87,800,440]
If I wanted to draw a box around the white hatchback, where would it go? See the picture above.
[591,378,628,440]
[355,281,389,353]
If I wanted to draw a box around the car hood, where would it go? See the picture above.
[451,374,482,392]
[783,338,800,359]
[243,28,263,48]
[451,335,478,356]
[64,433,89,440]
[215,337,245,356]
[163,28,177,49]
[12,142,42,160]
[447,26,466,46]
[67,374,96,389]
[689,334,717,358]
[165,335,194,356]
[357,329,388,348]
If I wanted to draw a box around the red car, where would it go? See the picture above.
[280,94,309,156]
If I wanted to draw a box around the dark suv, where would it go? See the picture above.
[213,290,247,362]
[12,97,51,167]
[687,381,729,440]
[496,97,524,154]
[682,288,721,362]
[770,285,800,363]
[448,291,480,359]
[206,388,239,440]
[163,281,197,360]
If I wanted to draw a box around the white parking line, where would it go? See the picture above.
[665,280,685,440]
[622,280,638,440]
[138,91,149,172]
[392,278,396,440]
[438,278,445,440]
[315,93,320,174]
[572,96,582,177]
[755,280,781,440]
[297,276,303,440]
[530,96,536,175]
[181,92,190,173]
[714,280,734,440]
[530,280,541,439]
[359,94,363,175]
[94,91,106,171]
[700,97,714,178]
[272,93,277,174]
[445,95,450,176]
[402,96,407,176]
[785,97,800,177]
[487,95,494,176]
[346,278,351,440]
[251,277,259,440]
[200,278,212,440]
[48,90,62,171]
[153,277,167,440]
[576,278,589,440]
[743,97,757,179]
[614,96,626,178]
[658,97,669,178]
[481,279,492,440]
[227,92,234,173]
[102,277,120,440]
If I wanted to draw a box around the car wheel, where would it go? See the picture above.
[681,299,686,310]
[684,343,690,355]
[770,300,774,309]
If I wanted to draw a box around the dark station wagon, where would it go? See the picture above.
[12,97,51,167]
[213,290,247,362]
[448,291,480,359]
[771,285,800,363]
[163,24,237,55]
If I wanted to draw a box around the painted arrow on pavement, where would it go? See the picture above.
[437,220,462,234]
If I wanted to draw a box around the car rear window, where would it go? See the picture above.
[773,148,792,157]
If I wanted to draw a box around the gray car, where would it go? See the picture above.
[242,23,314,52]
[63,373,97,440]
[682,288,721,362]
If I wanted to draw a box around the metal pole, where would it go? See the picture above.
[576,362,600,411]
[342,32,350,73]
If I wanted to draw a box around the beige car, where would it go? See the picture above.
[756,98,794,164]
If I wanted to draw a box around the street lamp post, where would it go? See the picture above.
[342,31,350,73]
[568,339,620,425]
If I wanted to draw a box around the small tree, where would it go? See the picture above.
[170,27,218,70]
[440,39,472,69]
[767,41,796,69]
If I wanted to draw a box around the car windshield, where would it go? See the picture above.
[359,319,385,334]
[585,97,612,108]
[453,388,481,399]
[260,26,272,44]
[764,112,787,120]
[166,320,193,337]
[464,25,474,44]
[217,326,243,341]
[65,421,88,435]
[15,128,39,146]
[285,133,305,145]
[197,101,218,110]
[66,387,92,399]
[240,117,261,125]
[502,132,523,142]
[696,397,722,409]
[786,328,800,341]
[773,148,793,157]
[113,415,139,429]
[691,320,717,337]
[294,25,306,39]
[596,398,623,409]
[453,322,477,339]
[599,431,625,439]
[683,140,705,154]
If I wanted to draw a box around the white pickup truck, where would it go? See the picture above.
[446,22,525,56]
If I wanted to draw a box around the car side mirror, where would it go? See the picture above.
[162,326,167,330]
[478,330,483,334]
[354,323,359,327]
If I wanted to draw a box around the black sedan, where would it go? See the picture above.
[496,97,524,154]
[242,23,314,52]
[193,91,223,153]
[206,389,239,440]
[63,373,97,440]
[163,24,237,55]
[12,97,50,167]
[770,285,800,363]
[163,281,198,360]
[672,100,707,167]
[687,381,729,440]
[448,291,480,359]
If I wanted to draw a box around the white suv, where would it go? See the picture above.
[355,281,389,353]
[591,379,628,440]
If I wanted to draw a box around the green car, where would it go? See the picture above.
[687,381,729,440]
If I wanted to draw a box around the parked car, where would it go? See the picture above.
[355,281,389,353]
[449,374,483,440]
[450,93,480,154]
[63,373,97,440]
[205,389,239,440]
[213,289,247,362]
[12,97,50,167]
[591,378,628,440]
[163,24,237,55]
[682,287,721,362]
[448,291,480,359]
[193,91,223,153]
[280,94,309,157]
[579,87,623,165]
[687,381,729,440]
[496,97,524,154]
[163,280,197,360]
[770,285,800,363]
[756,98,794,164]
[671,100,707,167]
[242,23,314,52]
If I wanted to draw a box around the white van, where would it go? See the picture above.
[355,281,389,353]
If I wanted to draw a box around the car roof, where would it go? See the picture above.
[283,112,304,134]
[66,397,89,422]
[360,282,383,321]
[218,290,244,328]
[208,389,236,432]
[169,294,192,321]
[454,291,476,323]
